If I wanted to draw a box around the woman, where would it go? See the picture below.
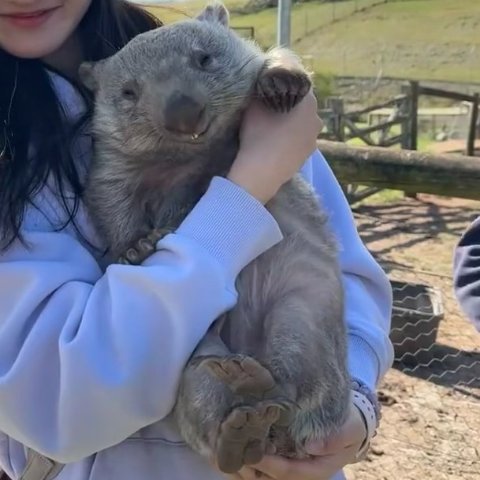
[453,217,480,332]
[0,1,393,479]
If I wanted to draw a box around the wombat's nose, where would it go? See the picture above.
[164,92,205,134]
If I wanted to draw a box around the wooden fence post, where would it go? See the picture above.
[326,97,345,142]
[400,85,411,150]
[400,81,419,151]
[401,81,419,198]
[409,81,419,151]
[467,93,479,157]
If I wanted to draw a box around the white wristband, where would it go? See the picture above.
[351,389,378,459]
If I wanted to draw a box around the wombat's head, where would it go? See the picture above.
[79,2,265,156]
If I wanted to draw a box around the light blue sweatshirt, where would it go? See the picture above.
[0,73,393,480]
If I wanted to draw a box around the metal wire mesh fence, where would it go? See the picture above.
[346,196,480,480]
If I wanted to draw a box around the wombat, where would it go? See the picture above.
[79,2,350,474]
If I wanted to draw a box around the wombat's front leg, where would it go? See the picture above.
[117,205,192,265]
[256,48,312,113]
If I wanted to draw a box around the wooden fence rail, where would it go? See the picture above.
[405,81,480,156]
[346,94,409,120]
[319,92,411,202]
[317,140,480,201]
[319,80,480,203]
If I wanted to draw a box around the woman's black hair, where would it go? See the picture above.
[0,0,162,250]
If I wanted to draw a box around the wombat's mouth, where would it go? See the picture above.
[162,117,212,144]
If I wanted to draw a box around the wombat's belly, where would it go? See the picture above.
[224,232,340,352]
[221,176,344,358]
[215,178,349,450]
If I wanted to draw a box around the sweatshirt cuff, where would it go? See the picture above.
[347,334,380,392]
[174,176,283,278]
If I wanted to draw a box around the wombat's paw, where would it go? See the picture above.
[193,354,276,396]
[117,228,174,265]
[215,401,283,473]
[256,66,311,113]
[117,238,156,265]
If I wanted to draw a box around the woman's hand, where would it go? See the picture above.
[227,90,322,204]
[224,401,367,480]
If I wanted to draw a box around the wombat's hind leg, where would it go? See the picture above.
[193,354,276,396]
[256,62,311,113]
[216,401,283,474]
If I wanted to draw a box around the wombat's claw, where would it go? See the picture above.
[193,354,276,396]
[215,401,282,473]
[117,228,174,265]
[118,239,155,265]
[268,397,297,427]
[256,66,311,113]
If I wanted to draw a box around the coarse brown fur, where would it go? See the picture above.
[80,2,350,474]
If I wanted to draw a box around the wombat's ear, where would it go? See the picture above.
[196,2,229,27]
[78,60,105,92]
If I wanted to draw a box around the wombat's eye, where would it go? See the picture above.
[122,88,136,99]
[121,81,139,101]
[192,49,213,70]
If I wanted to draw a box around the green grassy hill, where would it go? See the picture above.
[143,0,480,83]
[295,0,480,83]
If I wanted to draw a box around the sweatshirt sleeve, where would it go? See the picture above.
[453,216,480,332]
[304,150,394,391]
[0,176,283,464]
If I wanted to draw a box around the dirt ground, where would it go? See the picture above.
[345,194,480,480]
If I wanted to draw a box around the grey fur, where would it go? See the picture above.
[81,2,350,473]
